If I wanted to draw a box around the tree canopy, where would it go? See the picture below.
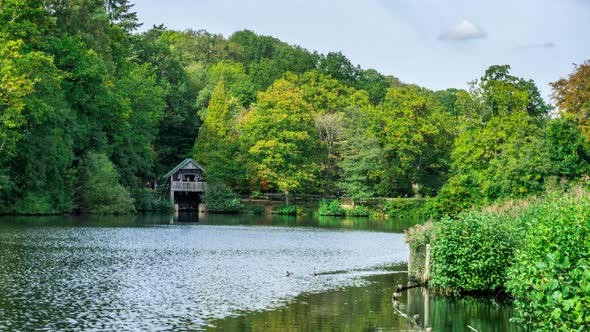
[0,0,588,215]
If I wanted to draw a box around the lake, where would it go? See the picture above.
[0,214,525,331]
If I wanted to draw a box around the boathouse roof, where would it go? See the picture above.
[163,158,206,180]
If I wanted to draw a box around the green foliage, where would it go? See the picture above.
[431,174,480,217]
[382,198,426,218]
[505,192,590,331]
[240,77,321,198]
[430,212,520,293]
[372,85,455,197]
[434,65,555,216]
[77,152,135,214]
[1,0,588,226]
[194,81,244,186]
[345,205,371,217]
[317,199,346,216]
[132,188,173,212]
[338,106,380,202]
[272,204,302,216]
[202,183,243,213]
[552,60,590,141]
[242,204,265,215]
[0,38,35,161]
[423,189,590,329]
[545,116,590,177]
[318,52,359,87]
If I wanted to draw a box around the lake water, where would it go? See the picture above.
[0,214,525,331]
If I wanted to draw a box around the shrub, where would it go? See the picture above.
[505,192,590,331]
[382,198,426,218]
[243,204,265,215]
[77,152,135,214]
[346,205,371,217]
[14,192,58,214]
[429,212,520,293]
[431,174,482,217]
[203,184,243,213]
[132,188,174,212]
[425,187,590,329]
[317,199,346,216]
[273,204,301,215]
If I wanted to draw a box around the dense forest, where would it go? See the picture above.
[1,0,589,215]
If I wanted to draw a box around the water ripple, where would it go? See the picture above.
[0,222,407,331]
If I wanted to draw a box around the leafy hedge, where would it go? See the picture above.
[242,204,265,215]
[317,199,346,216]
[273,204,302,215]
[133,188,174,212]
[77,152,135,215]
[505,192,590,331]
[382,198,426,218]
[408,188,590,330]
[317,199,372,217]
[203,184,243,213]
[429,212,520,293]
[346,205,371,217]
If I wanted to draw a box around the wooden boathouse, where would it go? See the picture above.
[163,158,207,209]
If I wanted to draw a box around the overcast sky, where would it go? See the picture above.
[134,0,590,101]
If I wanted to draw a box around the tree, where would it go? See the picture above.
[318,52,359,87]
[194,81,244,186]
[77,152,134,214]
[110,63,166,188]
[544,116,590,178]
[433,88,462,116]
[315,112,344,195]
[161,29,239,66]
[240,79,321,203]
[105,0,141,32]
[435,65,548,214]
[373,85,454,197]
[551,60,590,140]
[286,71,369,195]
[479,65,550,119]
[0,39,34,161]
[338,106,381,205]
[355,69,389,105]
[132,27,201,173]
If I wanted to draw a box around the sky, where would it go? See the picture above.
[133,0,590,101]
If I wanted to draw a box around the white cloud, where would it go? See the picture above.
[439,19,487,40]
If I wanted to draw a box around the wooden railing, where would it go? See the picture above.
[171,181,207,192]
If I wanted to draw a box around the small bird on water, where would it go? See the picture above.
[286,271,293,277]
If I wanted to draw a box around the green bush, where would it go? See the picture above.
[203,184,243,213]
[317,199,346,216]
[14,192,57,215]
[77,152,135,214]
[273,204,301,215]
[346,205,371,217]
[430,174,483,218]
[382,198,426,218]
[430,212,520,293]
[505,192,590,331]
[132,188,174,212]
[426,188,590,329]
[243,204,265,215]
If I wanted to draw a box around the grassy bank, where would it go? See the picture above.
[406,187,590,330]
